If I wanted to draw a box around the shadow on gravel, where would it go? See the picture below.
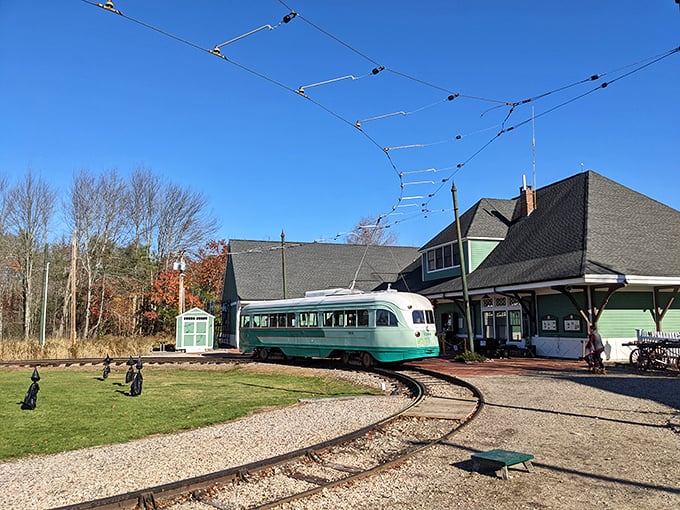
[541,367,680,411]
[445,442,680,495]
[481,398,670,430]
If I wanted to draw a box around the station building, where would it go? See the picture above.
[220,170,680,361]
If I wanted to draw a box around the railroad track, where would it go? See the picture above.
[38,361,482,510]
[3,356,483,509]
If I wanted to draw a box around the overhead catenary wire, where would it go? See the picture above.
[83,0,678,244]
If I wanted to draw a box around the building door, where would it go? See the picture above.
[494,310,508,340]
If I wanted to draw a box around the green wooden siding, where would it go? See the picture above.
[536,293,587,337]
[537,291,680,339]
[597,292,654,338]
[599,291,680,336]
[469,240,500,272]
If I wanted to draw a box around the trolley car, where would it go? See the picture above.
[239,288,439,367]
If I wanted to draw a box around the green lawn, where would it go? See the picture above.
[0,364,376,460]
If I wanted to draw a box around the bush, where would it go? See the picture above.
[453,350,487,363]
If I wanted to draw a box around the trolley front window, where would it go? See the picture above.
[412,310,435,324]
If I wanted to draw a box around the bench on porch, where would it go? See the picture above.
[471,449,534,479]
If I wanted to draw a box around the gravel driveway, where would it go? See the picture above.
[291,364,680,510]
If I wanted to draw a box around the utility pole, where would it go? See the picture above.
[281,229,287,299]
[451,182,475,353]
[70,231,77,346]
[39,243,49,348]
[173,254,186,315]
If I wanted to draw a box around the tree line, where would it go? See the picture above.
[0,168,226,343]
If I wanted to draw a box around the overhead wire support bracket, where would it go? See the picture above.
[210,12,297,57]
[97,0,121,15]
[298,66,383,97]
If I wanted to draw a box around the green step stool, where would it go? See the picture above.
[471,449,534,480]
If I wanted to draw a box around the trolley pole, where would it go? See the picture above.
[281,229,287,299]
[451,182,475,353]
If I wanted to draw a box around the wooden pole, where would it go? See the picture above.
[451,182,475,353]
[70,230,77,346]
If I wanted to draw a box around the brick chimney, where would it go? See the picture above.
[519,175,535,217]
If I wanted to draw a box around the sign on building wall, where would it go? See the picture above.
[563,314,582,333]
[541,314,557,332]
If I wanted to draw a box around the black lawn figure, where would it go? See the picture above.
[130,356,143,397]
[103,355,112,379]
[22,367,41,410]
[125,356,135,384]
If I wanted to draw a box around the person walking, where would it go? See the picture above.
[588,326,606,374]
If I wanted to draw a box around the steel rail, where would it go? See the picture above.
[243,366,485,510]
[50,367,425,510]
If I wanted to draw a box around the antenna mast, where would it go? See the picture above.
[531,106,537,208]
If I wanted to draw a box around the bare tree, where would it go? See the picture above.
[155,183,219,268]
[5,171,55,340]
[346,215,398,246]
[127,166,161,254]
[65,169,129,338]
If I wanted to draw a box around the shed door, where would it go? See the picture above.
[193,317,208,347]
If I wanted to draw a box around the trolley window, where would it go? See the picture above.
[376,309,398,327]
[346,310,356,327]
[358,309,369,327]
[241,315,251,328]
[333,311,345,327]
[412,310,435,324]
[287,313,296,327]
[299,311,318,327]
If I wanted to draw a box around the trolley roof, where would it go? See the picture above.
[242,289,433,312]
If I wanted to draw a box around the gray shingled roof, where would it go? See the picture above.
[228,240,421,301]
[419,198,515,250]
[420,171,680,295]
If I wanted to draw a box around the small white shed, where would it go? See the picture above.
[175,307,215,352]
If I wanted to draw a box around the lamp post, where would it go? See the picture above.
[173,255,186,315]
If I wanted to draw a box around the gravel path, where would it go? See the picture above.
[2,363,678,510]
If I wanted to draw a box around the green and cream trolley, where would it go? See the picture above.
[239,288,439,367]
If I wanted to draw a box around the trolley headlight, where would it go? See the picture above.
[415,331,421,337]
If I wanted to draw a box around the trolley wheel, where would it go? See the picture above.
[360,352,374,369]
[629,348,640,367]
[341,351,351,365]
[258,348,270,361]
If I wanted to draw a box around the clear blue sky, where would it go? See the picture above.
[1,1,678,248]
